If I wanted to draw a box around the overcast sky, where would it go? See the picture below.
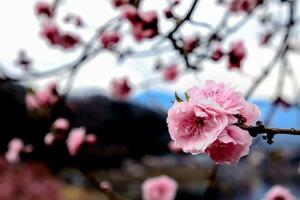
[0,0,299,101]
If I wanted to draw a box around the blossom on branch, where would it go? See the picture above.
[228,40,246,69]
[121,5,159,41]
[35,1,53,18]
[163,64,178,81]
[167,80,260,164]
[229,0,259,13]
[142,175,178,200]
[110,77,131,100]
[99,31,121,49]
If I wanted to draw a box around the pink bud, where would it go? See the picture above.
[122,5,138,23]
[110,77,131,100]
[66,127,86,156]
[228,40,246,69]
[53,118,70,134]
[112,0,128,7]
[100,31,120,49]
[35,1,53,18]
[85,134,97,145]
[44,133,55,146]
[163,64,178,81]
[211,46,224,61]
[99,181,113,192]
[58,33,80,49]
[40,23,60,45]
[5,138,24,163]
[164,8,173,18]
[183,36,199,53]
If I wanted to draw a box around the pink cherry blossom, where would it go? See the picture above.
[110,77,131,100]
[35,1,53,18]
[211,46,224,61]
[122,5,139,23]
[163,64,178,81]
[167,81,260,162]
[122,6,159,41]
[52,118,70,134]
[260,32,273,45]
[5,138,24,163]
[206,125,252,164]
[167,101,229,154]
[230,0,259,13]
[183,36,199,53]
[228,40,246,69]
[25,83,59,111]
[25,93,40,111]
[142,175,178,200]
[112,0,128,7]
[40,23,60,45]
[58,33,80,49]
[40,23,80,49]
[187,80,244,115]
[85,134,97,145]
[164,8,173,19]
[44,133,55,146]
[100,31,120,48]
[239,100,261,126]
[66,127,86,156]
[263,185,297,200]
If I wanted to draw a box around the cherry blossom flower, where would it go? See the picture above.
[142,175,178,200]
[183,36,199,53]
[228,41,246,69]
[263,185,297,200]
[35,1,53,18]
[44,133,55,146]
[167,81,260,163]
[211,46,224,61]
[110,77,131,100]
[58,33,80,49]
[112,0,128,7]
[5,138,24,163]
[66,127,86,156]
[205,125,252,164]
[40,23,60,45]
[167,101,229,154]
[163,64,178,81]
[229,0,259,13]
[100,31,120,49]
[52,118,70,134]
[122,6,159,41]
[25,83,59,111]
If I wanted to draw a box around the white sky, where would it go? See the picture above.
[0,0,299,101]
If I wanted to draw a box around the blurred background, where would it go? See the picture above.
[0,0,300,199]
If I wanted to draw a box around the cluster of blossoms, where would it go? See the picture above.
[40,23,80,49]
[211,40,247,69]
[44,118,97,156]
[167,80,260,164]
[35,1,80,49]
[25,83,59,111]
[120,5,159,41]
[142,175,178,200]
[263,185,297,200]
[229,0,259,13]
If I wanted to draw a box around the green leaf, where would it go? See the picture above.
[185,92,190,102]
[175,92,183,102]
